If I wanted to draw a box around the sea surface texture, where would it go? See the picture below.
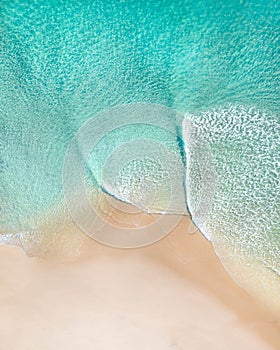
[1,0,279,302]
[183,105,279,309]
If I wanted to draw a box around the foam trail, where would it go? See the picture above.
[183,104,280,311]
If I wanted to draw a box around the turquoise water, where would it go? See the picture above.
[1,0,279,297]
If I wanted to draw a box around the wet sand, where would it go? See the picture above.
[0,216,279,349]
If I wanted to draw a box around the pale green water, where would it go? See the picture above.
[0,0,279,297]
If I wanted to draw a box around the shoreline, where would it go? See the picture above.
[0,215,279,349]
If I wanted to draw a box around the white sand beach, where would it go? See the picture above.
[0,216,279,350]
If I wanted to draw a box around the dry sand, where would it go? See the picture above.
[0,216,279,350]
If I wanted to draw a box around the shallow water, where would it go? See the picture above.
[183,104,280,309]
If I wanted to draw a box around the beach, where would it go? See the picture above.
[1,0,279,349]
[0,216,279,350]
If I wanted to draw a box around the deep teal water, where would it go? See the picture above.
[0,0,279,290]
